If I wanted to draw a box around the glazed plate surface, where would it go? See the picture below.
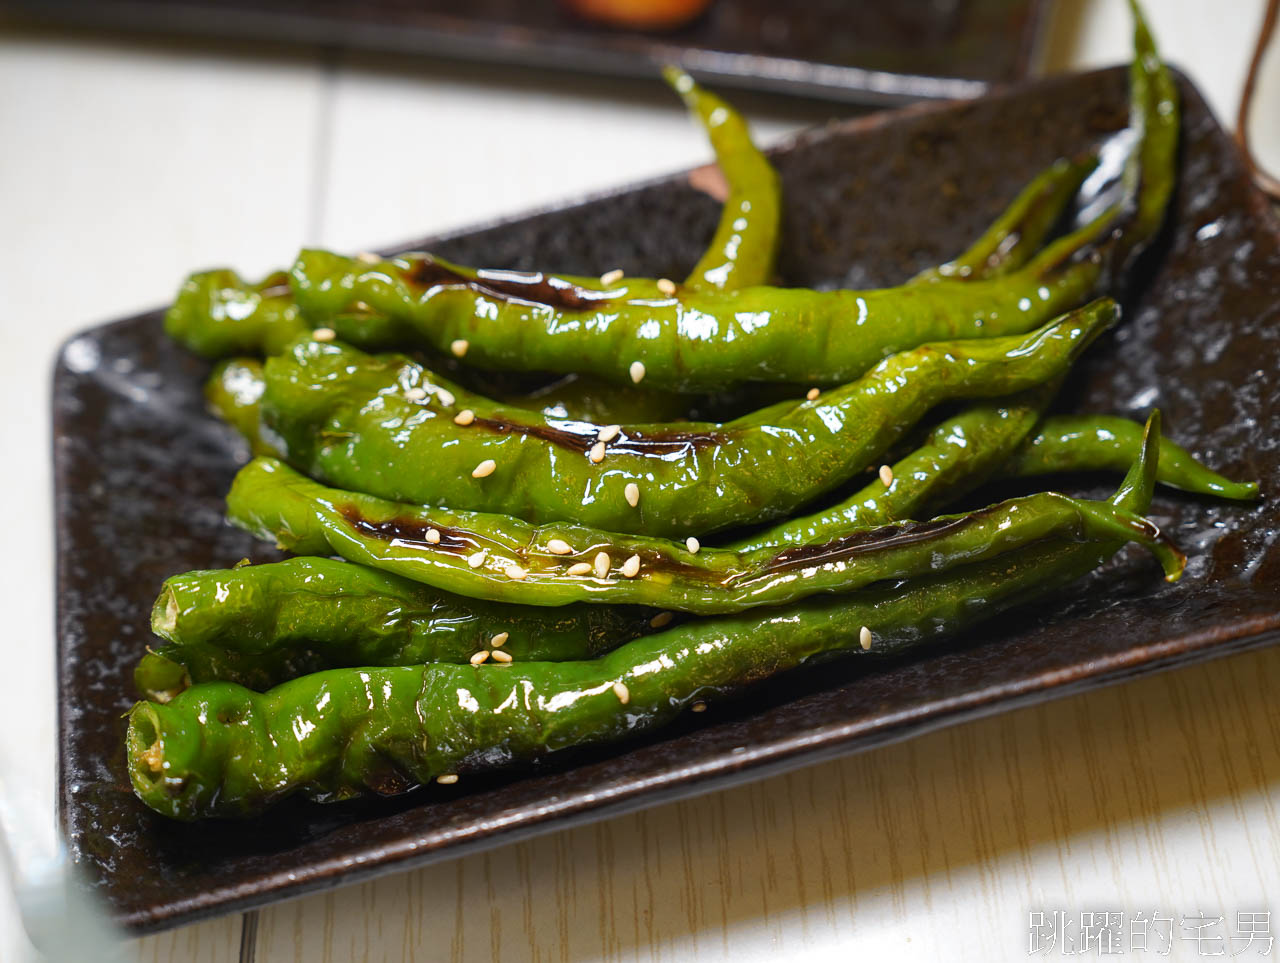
[54,66,1280,932]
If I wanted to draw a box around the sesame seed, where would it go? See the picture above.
[436,773,459,785]
[353,301,372,312]
[547,538,573,555]
[425,528,441,544]
[490,632,509,648]
[469,650,490,665]
[859,625,873,650]
[566,562,593,576]
[656,278,676,295]
[612,681,630,704]
[598,424,621,443]
[600,268,625,286]
[650,612,674,628]
[405,386,428,401]
[356,251,380,264]
[621,555,641,578]
[624,482,640,508]
[454,409,476,426]
[685,536,700,554]
[878,465,894,487]
[691,701,707,713]
[435,388,456,407]
[806,387,820,401]
[467,550,487,568]
[472,459,496,478]
[629,360,646,384]
[312,327,336,342]
[491,649,513,663]
[594,552,611,579]
[589,441,607,463]
[504,564,528,581]
[450,339,470,358]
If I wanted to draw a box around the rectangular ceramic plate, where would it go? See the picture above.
[10,0,1048,105]
[55,67,1280,933]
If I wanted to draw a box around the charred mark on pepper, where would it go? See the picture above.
[401,256,621,312]
[338,506,476,554]
[465,413,723,456]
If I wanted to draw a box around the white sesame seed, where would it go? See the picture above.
[859,625,873,650]
[353,301,372,312]
[624,482,640,508]
[356,251,380,264]
[490,632,509,648]
[629,360,646,384]
[685,536,701,554]
[691,701,707,713]
[504,564,528,581]
[589,441,607,463]
[566,562,593,576]
[806,387,820,401]
[600,268,625,286]
[470,650,490,665]
[425,528,441,544]
[598,424,622,443]
[594,551,611,579]
[650,612,674,628]
[656,278,676,296]
[878,465,894,487]
[436,773,459,784]
[435,388,456,407]
[450,339,470,358]
[312,327,336,342]
[454,409,476,426]
[491,649,513,663]
[547,538,573,555]
[467,550,487,568]
[404,386,428,401]
[472,459,496,478]
[621,555,641,578]
[612,681,630,704]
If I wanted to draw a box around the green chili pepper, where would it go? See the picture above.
[166,270,306,360]
[136,556,658,699]
[126,414,1179,820]
[255,302,1115,537]
[663,66,781,291]
[225,448,1182,614]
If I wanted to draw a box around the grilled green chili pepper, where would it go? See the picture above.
[226,451,1182,614]
[136,556,658,698]
[166,270,306,360]
[664,66,781,291]
[127,415,1178,820]
[256,303,1115,537]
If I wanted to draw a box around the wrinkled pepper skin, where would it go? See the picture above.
[137,557,659,698]
[166,270,306,360]
[664,66,781,291]
[258,303,1116,537]
[225,455,1181,614]
[126,415,1177,820]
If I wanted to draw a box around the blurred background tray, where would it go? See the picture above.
[6,0,1051,105]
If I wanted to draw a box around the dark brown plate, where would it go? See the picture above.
[54,67,1280,934]
[8,0,1048,105]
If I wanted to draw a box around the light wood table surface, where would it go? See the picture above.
[1,2,1277,959]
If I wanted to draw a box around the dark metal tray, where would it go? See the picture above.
[9,0,1048,105]
[54,66,1280,933]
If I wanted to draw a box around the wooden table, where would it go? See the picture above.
[1,2,1277,959]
